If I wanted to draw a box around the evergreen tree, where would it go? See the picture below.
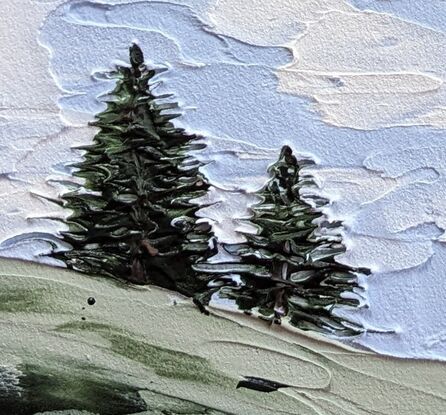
[195,146,369,335]
[52,44,216,295]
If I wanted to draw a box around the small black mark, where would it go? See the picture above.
[87,297,96,306]
[236,376,290,393]
[328,76,345,87]
[81,317,86,321]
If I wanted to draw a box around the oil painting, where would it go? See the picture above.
[0,1,445,414]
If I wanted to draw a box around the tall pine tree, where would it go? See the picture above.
[52,44,216,296]
[195,146,369,335]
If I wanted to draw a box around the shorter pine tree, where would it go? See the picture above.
[48,45,216,296]
[195,145,369,335]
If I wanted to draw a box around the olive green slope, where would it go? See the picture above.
[0,259,444,415]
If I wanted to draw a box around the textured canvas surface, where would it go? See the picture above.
[0,1,445,413]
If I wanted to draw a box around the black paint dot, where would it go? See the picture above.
[87,297,96,306]
[81,317,86,321]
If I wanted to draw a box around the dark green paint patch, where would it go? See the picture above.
[0,288,55,314]
[56,321,233,387]
[0,363,147,415]
[56,320,114,333]
[109,333,231,386]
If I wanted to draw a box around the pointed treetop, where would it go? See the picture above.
[129,43,144,69]
[280,144,292,158]
[277,145,297,167]
[266,145,300,203]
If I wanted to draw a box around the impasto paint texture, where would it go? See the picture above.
[0,0,446,413]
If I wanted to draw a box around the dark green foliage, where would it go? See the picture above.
[195,146,369,336]
[52,44,215,294]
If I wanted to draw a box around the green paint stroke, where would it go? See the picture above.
[0,363,147,415]
[56,321,233,387]
[0,273,74,314]
[0,288,48,313]
[0,286,55,314]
